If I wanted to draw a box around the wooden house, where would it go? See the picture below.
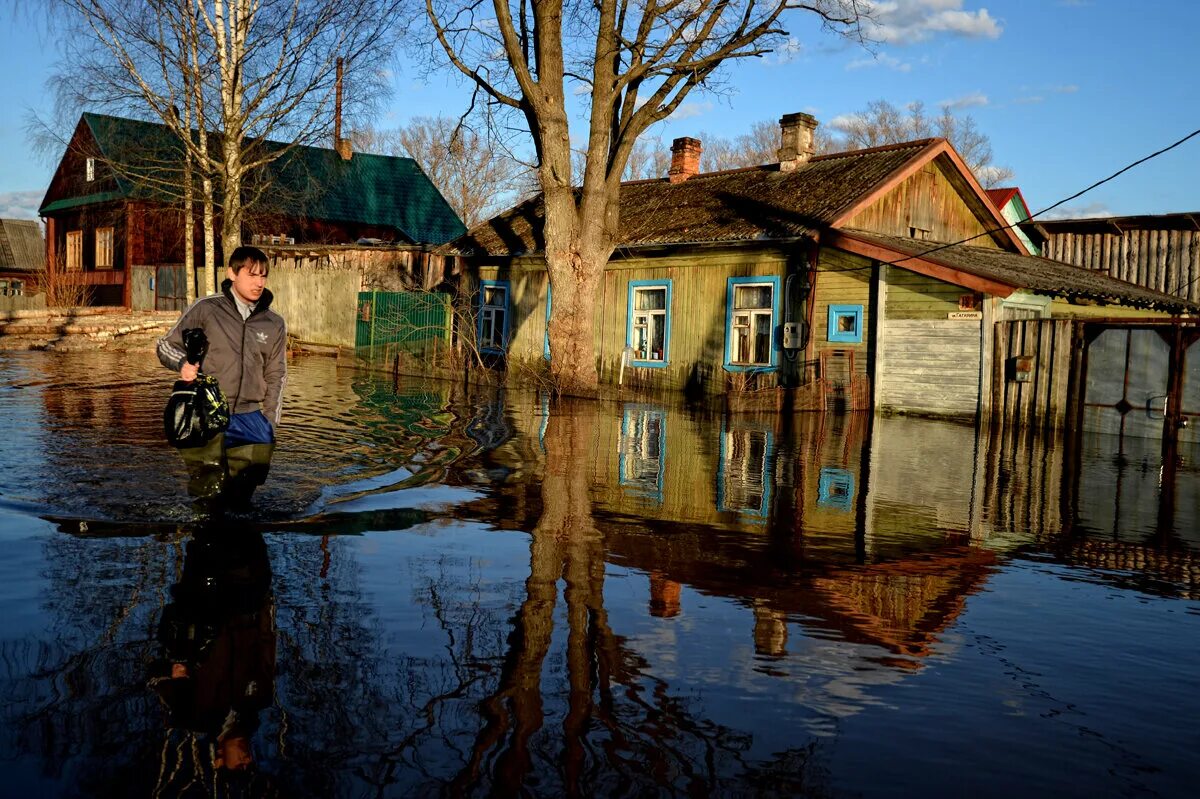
[1035,212,1200,304]
[0,218,44,299]
[37,113,465,308]
[451,113,1195,418]
[985,187,1043,255]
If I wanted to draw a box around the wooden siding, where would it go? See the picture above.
[1042,227,1200,304]
[482,248,801,396]
[878,319,981,417]
[991,319,1074,432]
[885,267,967,320]
[842,158,1003,249]
[815,248,872,378]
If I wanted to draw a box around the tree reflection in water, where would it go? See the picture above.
[452,398,833,797]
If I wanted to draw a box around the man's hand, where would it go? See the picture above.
[180,362,199,382]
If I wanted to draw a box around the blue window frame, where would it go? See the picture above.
[626,280,672,367]
[818,467,855,511]
[716,422,774,520]
[827,304,864,344]
[619,404,666,502]
[724,276,782,372]
[478,279,510,353]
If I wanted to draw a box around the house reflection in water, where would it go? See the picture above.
[469,398,1016,678]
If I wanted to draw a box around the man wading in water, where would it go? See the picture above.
[158,246,287,507]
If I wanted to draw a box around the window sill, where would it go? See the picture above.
[630,359,668,369]
[723,363,777,373]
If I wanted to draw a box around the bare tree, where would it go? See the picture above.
[425,0,867,395]
[51,0,402,276]
[825,99,1014,187]
[353,116,529,229]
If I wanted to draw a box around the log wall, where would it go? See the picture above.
[1041,226,1200,304]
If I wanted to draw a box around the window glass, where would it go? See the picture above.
[629,283,670,364]
[734,284,772,309]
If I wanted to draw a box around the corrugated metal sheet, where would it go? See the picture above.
[0,219,45,271]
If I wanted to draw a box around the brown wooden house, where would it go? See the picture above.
[38,113,466,309]
[452,113,1196,418]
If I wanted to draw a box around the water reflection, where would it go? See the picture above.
[149,526,276,791]
[0,352,1198,796]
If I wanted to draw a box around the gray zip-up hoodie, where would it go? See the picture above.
[157,280,288,424]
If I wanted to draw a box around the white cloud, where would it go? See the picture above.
[670,101,713,121]
[846,51,913,72]
[1039,201,1112,220]
[865,1,1003,45]
[770,37,806,65]
[0,191,42,220]
[940,91,988,109]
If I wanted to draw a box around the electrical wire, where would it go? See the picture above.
[870,125,1200,274]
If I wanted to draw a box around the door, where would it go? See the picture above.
[155,264,186,311]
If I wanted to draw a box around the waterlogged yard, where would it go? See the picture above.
[0,350,1197,797]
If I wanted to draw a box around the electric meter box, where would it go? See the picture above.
[782,322,804,350]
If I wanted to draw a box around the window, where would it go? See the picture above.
[725,276,780,371]
[95,227,114,269]
[66,230,83,270]
[827,304,863,344]
[86,157,95,182]
[477,280,509,353]
[9,280,23,296]
[619,405,666,501]
[718,424,774,518]
[627,280,672,367]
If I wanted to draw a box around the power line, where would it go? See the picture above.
[869,125,1200,274]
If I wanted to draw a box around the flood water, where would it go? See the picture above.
[0,351,1198,798]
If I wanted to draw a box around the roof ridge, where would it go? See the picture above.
[810,137,942,162]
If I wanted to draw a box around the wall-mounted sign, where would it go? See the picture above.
[947,311,983,320]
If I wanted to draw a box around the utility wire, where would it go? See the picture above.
[875,126,1200,275]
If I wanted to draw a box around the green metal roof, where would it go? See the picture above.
[40,113,465,245]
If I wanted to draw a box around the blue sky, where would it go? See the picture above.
[1,0,1197,222]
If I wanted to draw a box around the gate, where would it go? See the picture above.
[1078,322,1200,535]
[355,291,453,362]
[155,264,186,311]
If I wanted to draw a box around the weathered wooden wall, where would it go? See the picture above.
[814,249,872,379]
[842,157,1004,248]
[991,319,1075,432]
[877,319,981,417]
[1042,226,1200,303]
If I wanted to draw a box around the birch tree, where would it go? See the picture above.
[425,0,867,394]
[53,0,402,287]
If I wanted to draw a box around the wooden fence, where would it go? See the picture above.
[991,319,1077,433]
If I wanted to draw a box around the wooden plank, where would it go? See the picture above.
[1190,231,1200,303]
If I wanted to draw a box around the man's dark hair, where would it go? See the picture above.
[228,246,269,275]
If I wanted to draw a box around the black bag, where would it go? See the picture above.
[164,374,230,448]
[164,328,230,448]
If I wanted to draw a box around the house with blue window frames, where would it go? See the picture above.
[450,113,1193,417]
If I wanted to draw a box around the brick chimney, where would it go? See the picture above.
[668,137,702,183]
[333,56,353,161]
[777,112,818,172]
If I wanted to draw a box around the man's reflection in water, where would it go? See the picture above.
[148,525,276,790]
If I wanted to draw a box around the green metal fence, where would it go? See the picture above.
[355,290,453,363]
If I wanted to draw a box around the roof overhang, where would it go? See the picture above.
[827,229,1018,298]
